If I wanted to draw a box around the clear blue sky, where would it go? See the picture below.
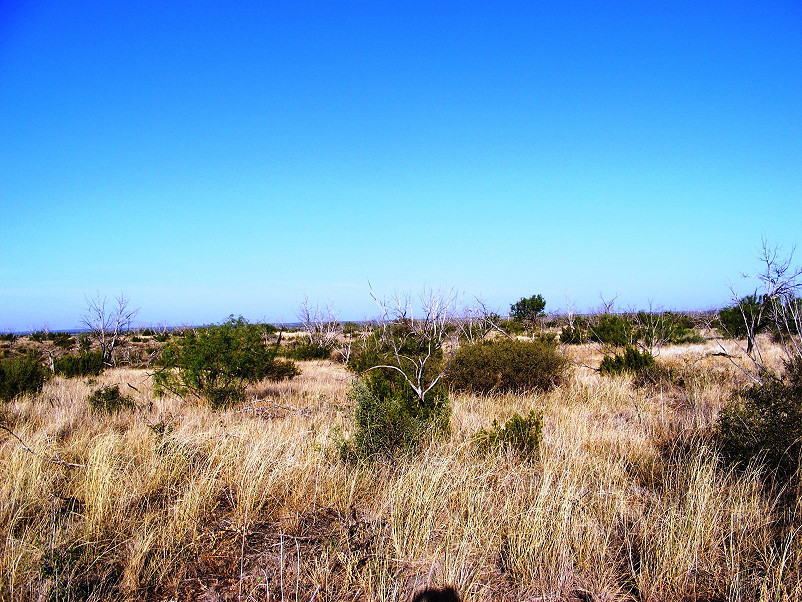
[2,1,800,330]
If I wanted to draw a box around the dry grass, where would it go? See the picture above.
[0,347,800,601]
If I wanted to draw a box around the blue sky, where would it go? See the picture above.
[1,1,800,330]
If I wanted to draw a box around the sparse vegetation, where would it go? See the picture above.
[2,336,797,601]
[3,257,802,600]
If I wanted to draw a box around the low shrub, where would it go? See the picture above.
[716,359,802,485]
[636,311,704,346]
[599,346,655,376]
[0,352,49,401]
[341,374,451,460]
[54,351,104,378]
[87,385,135,414]
[77,334,91,353]
[560,317,589,344]
[446,338,566,394]
[474,409,544,460]
[51,332,75,349]
[154,316,299,409]
[589,314,634,347]
[29,330,50,343]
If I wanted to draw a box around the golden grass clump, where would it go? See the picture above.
[0,349,800,601]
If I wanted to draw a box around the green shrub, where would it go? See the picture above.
[0,352,49,401]
[77,334,91,353]
[29,330,50,343]
[54,351,105,378]
[589,314,634,347]
[446,338,566,394]
[0,333,17,343]
[717,294,771,339]
[599,346,655,376]
[500,319,526,336]
[342,374,450,460]
[87,385,135,414]
[51,332,75,349]
[474,409,544,460]
[154,316,299,409]
[716,359,802,485]
[560,317,589,344]
[635,311,704,346]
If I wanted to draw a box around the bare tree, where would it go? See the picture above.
[297,297,341,353]
[82,292,139,365]
[460,299,511,344]
[719,241,802,383]
[366,286,462,403]
[631,301,670,357]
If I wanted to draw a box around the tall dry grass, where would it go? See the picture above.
[0,347,799,601]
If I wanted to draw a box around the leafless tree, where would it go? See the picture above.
[720,240,802,383]
[459,299,511,344]
[297,297,341,353]
[81,292,139,365]
[631,301,670,357]
[366,286,462,403]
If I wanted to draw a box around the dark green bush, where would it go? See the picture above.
[446,338,566,394]
[717,294,771,339]
[51,332,75,349]
[589,314,634,347]
[342,374,451,460]
[154,316,299,409]
[87,385,135,414]
[510,294,546,322]
[599,346,655,376]
[0,333,17,343]
[0,352,49,401]
[54,351,105,378]
[474,409,544,460]
[716,359,802,485]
